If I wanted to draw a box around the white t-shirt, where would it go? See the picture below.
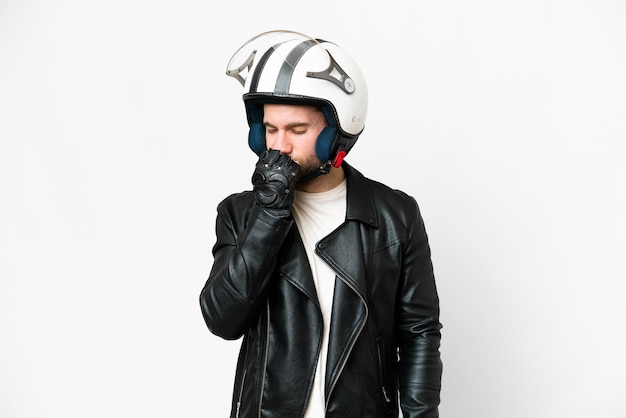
[291,180,347,418]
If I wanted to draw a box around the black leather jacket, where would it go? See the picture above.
[200,163,442,418]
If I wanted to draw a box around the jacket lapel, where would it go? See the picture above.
[277,226,319,305]
[318,162,379,300]
[276,163,378,308]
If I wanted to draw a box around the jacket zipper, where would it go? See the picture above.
[236,369,246,418]
[258,302,270,418]
[236,335,252,418]
[237,302,270,418]
[376,336,391,404]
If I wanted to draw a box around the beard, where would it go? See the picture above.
[295,156,329,184]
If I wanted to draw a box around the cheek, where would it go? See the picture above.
[263,132,275,149]
[299,134,318,154]
[296,139,322,166]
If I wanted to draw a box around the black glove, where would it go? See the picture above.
[251,149,300,217]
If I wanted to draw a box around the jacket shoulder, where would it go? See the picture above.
[365,177,415,205]
[360,172,420,222]
[345,162,416,206]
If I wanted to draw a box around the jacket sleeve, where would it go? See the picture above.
[396,198,443,417]
[199,197,293,340]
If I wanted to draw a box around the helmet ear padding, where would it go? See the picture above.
[248,122,266,155]
[315,126,338,163]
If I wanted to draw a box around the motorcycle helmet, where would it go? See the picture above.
[226,30,368,171]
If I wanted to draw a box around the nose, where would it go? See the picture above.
[267,130,292,154]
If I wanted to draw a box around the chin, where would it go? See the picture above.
[296,158,331,185]
[298,160,322,176]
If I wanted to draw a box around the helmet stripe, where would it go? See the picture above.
[274,39,317,94]
[249,43,280,93]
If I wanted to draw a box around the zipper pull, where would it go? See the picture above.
[381,386,391,403]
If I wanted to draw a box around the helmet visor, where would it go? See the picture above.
[226,30,321,87]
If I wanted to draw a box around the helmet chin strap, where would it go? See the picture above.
[296,160,332,184]
[295,150,347,184]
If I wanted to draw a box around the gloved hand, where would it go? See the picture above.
[251,149,300,218]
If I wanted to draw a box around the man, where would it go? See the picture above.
[200,30,442,418]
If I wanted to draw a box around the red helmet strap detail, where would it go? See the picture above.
[332,150,347,168]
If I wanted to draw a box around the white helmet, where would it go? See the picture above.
[226,30,368,168]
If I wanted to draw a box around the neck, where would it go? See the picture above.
[295,165,345,193]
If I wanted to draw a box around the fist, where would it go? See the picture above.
[251,149,300,216]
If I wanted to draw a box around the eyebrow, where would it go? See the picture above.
[263,121,310,129]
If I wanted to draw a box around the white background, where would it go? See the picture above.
[1,1,625,417]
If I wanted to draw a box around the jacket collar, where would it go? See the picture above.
[343,162,379,228]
